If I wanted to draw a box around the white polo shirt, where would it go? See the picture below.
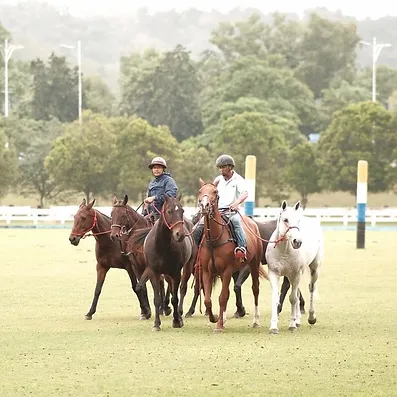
[214,171,248,210]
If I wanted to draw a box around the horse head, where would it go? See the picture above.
[69,198,96,246]
[161,194,185,242]
[197,178,219,216]
[110,194,131,240]
[277,200,302,249]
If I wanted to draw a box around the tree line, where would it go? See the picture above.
[1,12,397,208]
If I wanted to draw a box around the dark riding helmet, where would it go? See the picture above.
[148,156,167,169]
[216,154,235,168]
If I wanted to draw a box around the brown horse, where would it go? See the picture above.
[109,194,172,316]
[69,198,151,320]
[197,179,264,332]
[129,195,197,331]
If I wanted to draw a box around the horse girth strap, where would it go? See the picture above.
[202,239,233,249]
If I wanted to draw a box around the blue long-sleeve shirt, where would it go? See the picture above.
[143,173,178,215]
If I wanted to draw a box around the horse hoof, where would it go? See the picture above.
[152,326,161,332]
[300,309,306,315]
[85,315,92,320]
[185,312,193,318]
[251,323,260,328]
[269,328,279,334]
[308,317,317,325]
[233,310,246,318]
[172,320,184,329]
[213,327,224,333]
[164,307,172,317]
[139,313,150,320]
[209,315,219,324]
[288,326,297,332]
[296,323,301,328]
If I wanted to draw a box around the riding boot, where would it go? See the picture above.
[232,220,247,260]
[193,224,204,247]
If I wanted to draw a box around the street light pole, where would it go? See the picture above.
[0,39,24,117]
[60,40,82,125]
[360,37,392,102]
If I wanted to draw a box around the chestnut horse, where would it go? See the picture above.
[110,194,172,316]
[129,195,197,331]
[69,198,151,320]
[197,179,264,332]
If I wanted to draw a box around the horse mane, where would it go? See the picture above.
[95,209,111,221]
[128,226,151,248]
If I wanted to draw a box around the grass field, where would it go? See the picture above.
[0,229,396,396]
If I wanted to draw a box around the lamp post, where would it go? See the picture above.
[60,40,82,124]
[0,39,24,117]
[360,37,392,102]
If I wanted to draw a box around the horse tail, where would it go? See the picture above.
[259,264,269,280]
[129,227,151,249]
[212,274,220,287]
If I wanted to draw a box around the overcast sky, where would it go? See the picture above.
[5,0,397,19]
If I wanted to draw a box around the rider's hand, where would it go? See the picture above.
[144,196,155,204]
[229,202,239,211]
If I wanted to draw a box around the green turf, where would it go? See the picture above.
[0,230,396,396]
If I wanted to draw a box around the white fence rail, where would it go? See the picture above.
[1,206,397,226]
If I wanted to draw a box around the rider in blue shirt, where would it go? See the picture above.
[143,157,178,221]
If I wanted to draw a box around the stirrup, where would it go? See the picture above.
[234,247,247,259]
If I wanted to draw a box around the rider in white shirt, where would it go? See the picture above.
[193,154,248,259]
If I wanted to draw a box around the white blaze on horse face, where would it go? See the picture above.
[175,205,179,211]
[200,195,210,213]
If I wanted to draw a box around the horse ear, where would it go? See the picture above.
[281,200,287,211]
[87,199,96,210]
[123,194,128,205]
[199,178,205,187]
[112,194,118,205]
[177,193,182,202]
[294,201,301,211]
[79,198,86,208]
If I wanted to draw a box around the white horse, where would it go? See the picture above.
[265,200,323,334]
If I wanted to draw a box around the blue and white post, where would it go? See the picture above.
[244,155,256,218]
[356,160,368,249]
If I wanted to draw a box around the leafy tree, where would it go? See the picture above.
[114,118,179,201]
[84,76,115,116]
[0,122,18,198]
[296,13,359,98]
[16,118,64,207]
[210,111,291,203]
[285,141,321,209]
[30,53,82,122]
[318,101,397,194]
[45,111,116,201]
[173,140,213,199]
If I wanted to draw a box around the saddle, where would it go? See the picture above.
[220,212,238,245]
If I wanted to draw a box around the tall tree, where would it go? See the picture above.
[318,101,397,194]
[296,13,359,98]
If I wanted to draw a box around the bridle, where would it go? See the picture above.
[111,204,143,236]
[70,208,110,238]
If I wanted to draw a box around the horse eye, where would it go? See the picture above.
[284,218,288,223]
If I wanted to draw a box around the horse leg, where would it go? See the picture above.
[268,269,280,334]
[298,288,306,315]
[233,265,250,318]
[278,276,290,314]
[161,276,172,316]
[202,268,218,324]
[288,274,301,331]
[178,266,191,316]
[125,265,151,320]
[85,264,108,320]
[249,263,260,328]
[171,274,184,328]
[308,262,320,325]
[149,274,162,331]
[215,268,233,332]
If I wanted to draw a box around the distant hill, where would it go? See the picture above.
[1,3,397,90]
